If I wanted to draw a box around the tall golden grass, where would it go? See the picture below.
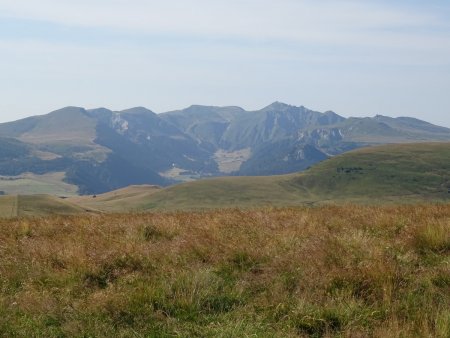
[0,204,449,337]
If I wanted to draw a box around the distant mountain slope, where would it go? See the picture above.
[161,105,245,150]
[91,107,215,174]
[161,102,346,151]
[161,102,450,175]
[17,107,97,144]
[0,103,449,194]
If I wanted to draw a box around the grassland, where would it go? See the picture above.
[59,142,450,213]
[136,174,302,210]
[0,186,159,218]
[0,205,449,337]
[292,142,450,200]
[0,143,448,216]
[67,185,161,213]
[0,172,79,197]
[125,143,450,211]
[0,196,18,218]
[0,195,89,218]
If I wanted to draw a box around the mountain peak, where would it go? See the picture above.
[184,104,245,112]
[374,114,390,119]
[262,101,293,111]
[48,106,87,115]
[119,107,157,116]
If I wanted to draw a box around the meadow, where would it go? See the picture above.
[0,204,449,337]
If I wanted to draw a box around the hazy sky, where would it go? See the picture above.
[0,0,449,126]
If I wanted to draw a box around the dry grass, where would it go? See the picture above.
[0,172,79,196]
[0,204,449,337]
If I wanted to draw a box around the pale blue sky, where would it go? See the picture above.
[0,0,449,126]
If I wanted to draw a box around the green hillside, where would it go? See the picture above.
[136,142,450,210]
[0,195,90,218]
[67,185,161,212]
[139,175,302,210]
[2,143,449,215]
[290,142,450,200]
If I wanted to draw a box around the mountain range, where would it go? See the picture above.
[0,102,449,195]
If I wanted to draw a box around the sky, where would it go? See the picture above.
[0,0,449,126]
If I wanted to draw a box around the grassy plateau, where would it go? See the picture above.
[0,205,449,337]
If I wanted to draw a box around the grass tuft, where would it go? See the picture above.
[414,222,450,253]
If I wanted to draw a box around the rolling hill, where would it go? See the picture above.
[0,195,90,218]
[67,185,161,212]
[0,142,448,217]
[0,103,450,195]
[64,142,450,212]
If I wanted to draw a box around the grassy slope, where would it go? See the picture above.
[0,172,79,196]
[0,206,449,337]
[0,196,18,218]
[67,185,161,212]
[17,195,90,217]
[0,195,90,218]
[290,142,450,201]
[134,142,450,210]
[138,175,302,210]
[18,107,97,144]
[2,143,449,215]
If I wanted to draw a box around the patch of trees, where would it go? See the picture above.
[0,157,72,176]
[337,167,364,174]
[0,138,30,160]
[65,154,170,195]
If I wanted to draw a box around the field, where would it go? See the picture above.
[0,196,18,218]
[0,204,449,337]
[67,185,161,213]
[0,172,79,197]
[0,195,88,218]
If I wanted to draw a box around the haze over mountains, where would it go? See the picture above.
[1,102,450,195]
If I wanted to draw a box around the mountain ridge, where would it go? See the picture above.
[0,102,449,195]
